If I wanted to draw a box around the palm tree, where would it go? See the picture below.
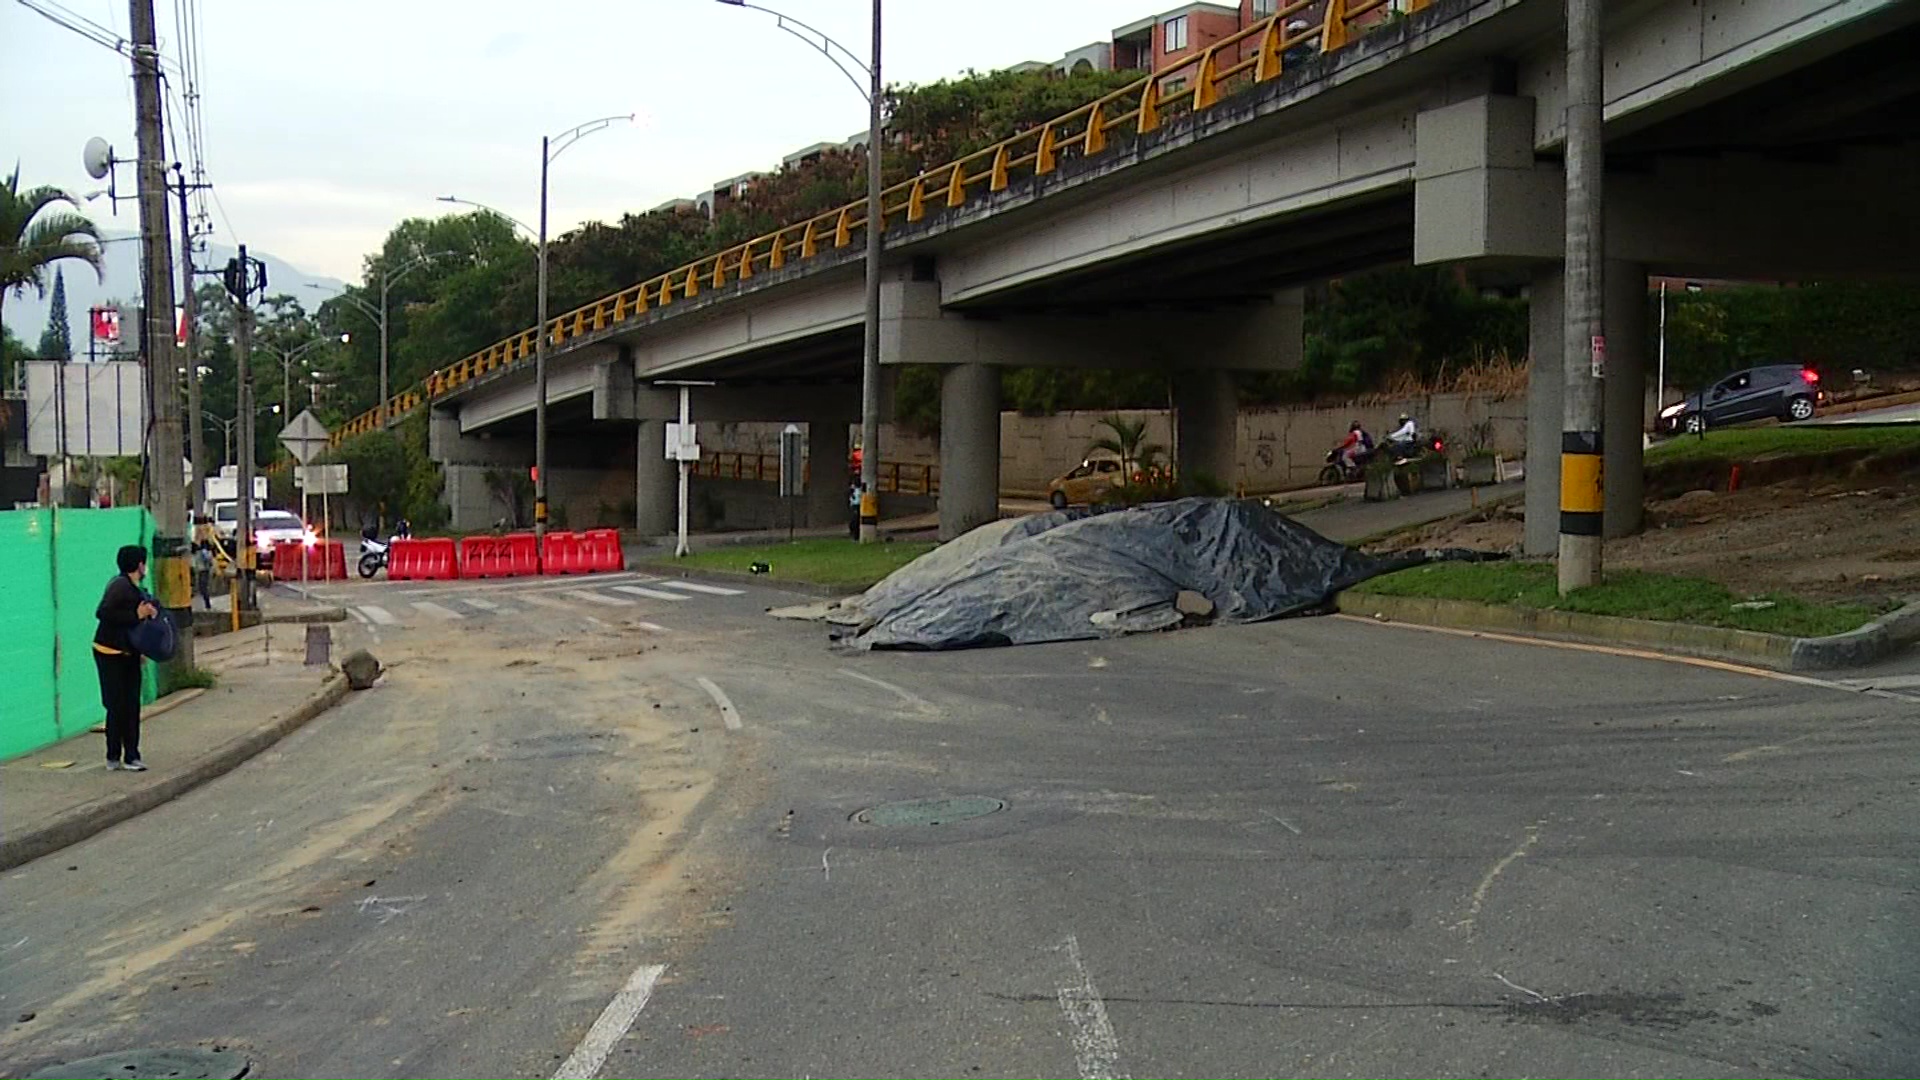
[1088,414,1165,479]
[1,165,105,344]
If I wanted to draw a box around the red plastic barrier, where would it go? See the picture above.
[389,537,459,581]
[270,539,348,581]
[505,532,541,576]
[541,531,581,575]
[580,528,625,573]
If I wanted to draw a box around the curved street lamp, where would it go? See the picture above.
[306,250,461,427]
[532,113,635,545]
[721,0,884,541]
[263,333,350,421]
[436,195,537,238]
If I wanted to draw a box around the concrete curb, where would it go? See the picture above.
[0,673,352,873]
[1341,593,1914,672]
[1789,599,1920,670]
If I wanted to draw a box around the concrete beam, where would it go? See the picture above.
[885,277,1303,372]
[631,384,860,423]
[1421,139,1920,276]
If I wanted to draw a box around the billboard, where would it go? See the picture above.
[22,361,147,457]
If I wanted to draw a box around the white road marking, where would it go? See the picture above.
[636,622,671,634]
[464,597,501,611]
[694,676,743,731]
[347,607,371,625]
[654,579,745,596]
[570,590,634,607]
[1057,935,1127,1080]
[411,600,464,620]
[837,668,934,711]
[358,605,399,626]
[612,585,691,602]
[550,962,668,1080]
[516,592,585,615]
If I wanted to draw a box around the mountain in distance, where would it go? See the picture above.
[3,230,347,344]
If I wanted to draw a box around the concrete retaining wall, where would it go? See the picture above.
[701,390,1528,496]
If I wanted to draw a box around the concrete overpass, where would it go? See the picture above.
[414,0,1920,541]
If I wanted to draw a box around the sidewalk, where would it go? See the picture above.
[1294,479,1522,544]
[0,624,348,872]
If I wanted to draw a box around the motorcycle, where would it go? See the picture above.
[357,535,389,579]
[1320,435,1447,489]
[1318,447,1372,485]
[356,522,412,579]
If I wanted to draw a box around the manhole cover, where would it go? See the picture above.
[854,796,1006,826]
[27,1048,250,1080]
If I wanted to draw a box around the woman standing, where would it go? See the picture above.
[94,544,157,772]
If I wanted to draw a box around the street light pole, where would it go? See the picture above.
[536,133,551,541]
[718,0,883,541]
[858,0,883,543]
[532,114,633,549]
[308,251,454,428]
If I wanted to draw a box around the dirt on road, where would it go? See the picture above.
[1379,475,1920,607]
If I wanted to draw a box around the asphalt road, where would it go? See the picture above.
[4,570,1916,1078]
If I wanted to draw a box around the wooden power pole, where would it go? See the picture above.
[129,0,194,669]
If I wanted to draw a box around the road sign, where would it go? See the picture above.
[664,422,701,463]
[278,408,331,465]
[294,463,348,494]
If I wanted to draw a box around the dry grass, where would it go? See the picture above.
[1364,350,1530,404]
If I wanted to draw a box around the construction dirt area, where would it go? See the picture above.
[1377,472,1920,608]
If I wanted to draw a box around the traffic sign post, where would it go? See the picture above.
[279,410,335,576]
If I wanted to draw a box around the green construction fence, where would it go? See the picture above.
[1,507,160,761]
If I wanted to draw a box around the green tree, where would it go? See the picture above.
[1,166,103,340]
[1087,414,1165,477]
[2,324,30,397]
[36,267,71,360]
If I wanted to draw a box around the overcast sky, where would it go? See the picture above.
[6,0,1161,286]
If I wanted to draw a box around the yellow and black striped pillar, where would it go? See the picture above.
[1559,430,1604,537]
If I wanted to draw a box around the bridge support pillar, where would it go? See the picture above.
[1524,268,1563,557]
[1603,261,1647,539]
[807,420,849,530]
[1175,369,1238,491]
[430,406,533,532]
[939,363,1001,541]
[635,419,675,537]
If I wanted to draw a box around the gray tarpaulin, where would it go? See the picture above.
[831,498,1493,651]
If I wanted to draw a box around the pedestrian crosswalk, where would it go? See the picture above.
[298,571,753,631]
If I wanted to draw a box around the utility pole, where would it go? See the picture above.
[174,166,207,516]
[1558,0,1605,594]
[857,0,883,543]
[225,246,266,611]
[129,0,193,669]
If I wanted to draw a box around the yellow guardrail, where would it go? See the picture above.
[330,0,1419,447]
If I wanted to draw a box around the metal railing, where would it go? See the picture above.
[693,451,939,496]
[329,0,1419,446]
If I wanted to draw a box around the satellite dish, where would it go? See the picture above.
[83,137,114,180]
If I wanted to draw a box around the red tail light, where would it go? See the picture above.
[1801,368,1819,384]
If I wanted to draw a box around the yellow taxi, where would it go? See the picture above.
[1046,453,1127,509]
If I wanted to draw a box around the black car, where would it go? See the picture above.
[1659,364,1822,434]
